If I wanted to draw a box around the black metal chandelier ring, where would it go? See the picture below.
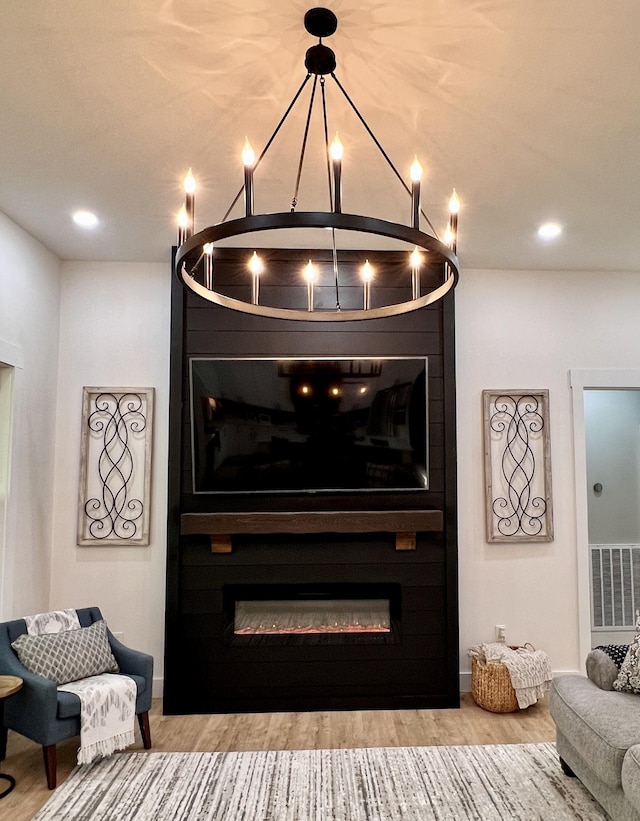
[176,211,459,322]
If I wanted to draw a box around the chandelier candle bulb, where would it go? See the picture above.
[444,224,454,247]
[183,168,196,236]
[410,156,423,230]
[330,133,343,213]
[177,205,189,246]
[203,243,214,290]
[242,138,255,217]
[410,246,423,300]
[361,259,374,310]
[303,260,317,311]
[448,188,460,254]
[248,251,264,305]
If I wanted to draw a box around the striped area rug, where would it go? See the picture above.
[33,742,608,820]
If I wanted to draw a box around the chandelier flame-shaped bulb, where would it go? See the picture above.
[410,247,423,269]
[449,188,460,215]
[203,242,214,289]
[177,205,189,229]
[183,168,196,195]
[248,250,264,276]
[410,156,423,182]
[361,259,374,309]
[242,138,256,168]
[303,260,318,283]
[360,260,374,282]
[330,133,344,161]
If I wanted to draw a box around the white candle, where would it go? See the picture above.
[243,138,255,217]
[248,251,264,304]
[203,242,214,290]
[361,259,374,310]
[410,157,422,230]
[448,188,460,253]
[177,205,189,246]
[303,260,318,312]
[330,134,343,213]
[183,168,196,236]
[410,246,423,300]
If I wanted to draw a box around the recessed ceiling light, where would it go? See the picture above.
[72,210,99,228]
[537,222,562,241]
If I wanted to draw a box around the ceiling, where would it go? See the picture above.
[1,0,639,272]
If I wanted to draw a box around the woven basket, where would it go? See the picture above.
[471,647,520,713]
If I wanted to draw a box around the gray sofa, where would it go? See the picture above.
[550,674,640,820]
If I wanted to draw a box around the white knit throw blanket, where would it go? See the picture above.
[470,643,553,709]
[58,673,137,764]
[24,608,81,635]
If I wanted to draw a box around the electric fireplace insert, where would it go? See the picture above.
[223,583,402,645]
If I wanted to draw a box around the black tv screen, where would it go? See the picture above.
[189,357,428,493]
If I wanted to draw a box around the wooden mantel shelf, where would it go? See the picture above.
[181,510,443,553]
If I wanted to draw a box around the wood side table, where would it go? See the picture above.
[0,675,23,798]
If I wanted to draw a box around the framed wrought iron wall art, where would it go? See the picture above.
[483,390,553,543]
[77,387,155,546]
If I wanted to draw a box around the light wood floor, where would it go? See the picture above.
[0,694,556,820]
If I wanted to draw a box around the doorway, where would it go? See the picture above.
[584,389,640,647]
[571,370,640,662]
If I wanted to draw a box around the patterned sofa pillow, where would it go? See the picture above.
[613,634,640,694]
[594,644,629,669]
[11,619,119,685]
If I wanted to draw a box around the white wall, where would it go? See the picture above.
[0,211,61,618]
[46,264,640,696]
[49,261,170,695]
[5,217,640,697]
[455,269,640,686]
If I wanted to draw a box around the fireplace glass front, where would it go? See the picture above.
[224,584,400,645]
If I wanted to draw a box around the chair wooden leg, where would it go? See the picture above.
[0,725,7,762]
[43,745,57,790]
[137,711,151,749]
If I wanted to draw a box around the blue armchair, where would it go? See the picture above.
[0,606,153,789]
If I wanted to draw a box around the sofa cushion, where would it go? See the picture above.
[622,745,640,815]
[11,619,119,685]
[587,649,620,690]
[56,674,145,718]
[550,675,640,788]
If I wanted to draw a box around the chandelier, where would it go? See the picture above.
[174,7,460,322]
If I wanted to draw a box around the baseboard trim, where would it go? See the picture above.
[153,671,579,706]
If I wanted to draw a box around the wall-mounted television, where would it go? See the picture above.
[189,357,428,494]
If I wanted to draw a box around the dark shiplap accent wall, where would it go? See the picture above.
[164,251,459,713]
